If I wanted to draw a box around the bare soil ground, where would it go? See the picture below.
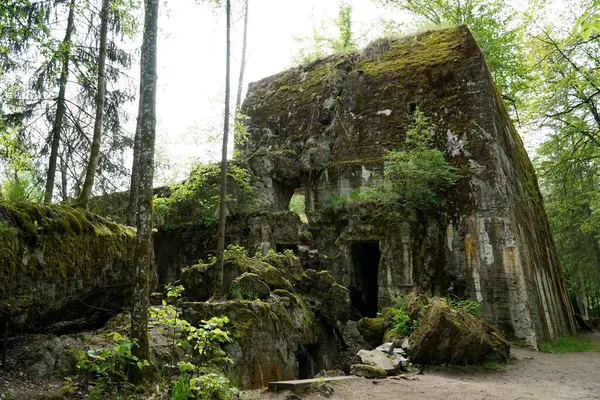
[266,332,600,400]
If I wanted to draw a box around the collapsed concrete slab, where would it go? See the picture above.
[0,201,135,332]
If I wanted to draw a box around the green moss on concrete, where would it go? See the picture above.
[0,201,135,316]
[359,26,476,80]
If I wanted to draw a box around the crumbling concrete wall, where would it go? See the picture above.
[241,25,575,346]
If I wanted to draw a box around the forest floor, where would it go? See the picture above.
[0,332,599,399]
[264,332,600,400]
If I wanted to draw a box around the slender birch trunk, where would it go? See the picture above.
[129,0,159,382]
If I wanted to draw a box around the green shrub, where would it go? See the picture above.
[322,110,460,218]
[381,296,416,337]
[447,297,481,316]
[171,372,238,400]
[229,285,259,301]
[153,163,252,227]
[386,308,414,337]
[74,332,150,384]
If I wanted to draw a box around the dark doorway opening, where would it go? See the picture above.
[350,241,381,318]
[295,344,320,379]
[276,243,299,255]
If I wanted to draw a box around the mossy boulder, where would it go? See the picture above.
[181,248,294,299]
[180,263,213,301]
[230,273,271,300]
[297,269,336,299]
[357,317,386,346]
[251,264,294,292]
[350,363,387,379]
[262,250,304,282]
[408,298,510,365]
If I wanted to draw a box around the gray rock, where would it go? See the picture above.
[393,347,406,357]
[357,349,399,375]
[400,338,410,351]
[376,342,395,355]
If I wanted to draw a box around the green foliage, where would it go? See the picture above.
[74,332,150,384]
[154,163,252,227]
[0,125,42,202]
[576,0,600,39]
[384,148,458,210]
[149,301,236,398]
[531,11,600,306]
[539,336,599,353]
[385,110,459,210]
[324,110,459,218]
[166,284,185,300]
[171,372,238,400]
[381,296,416,337]
[293,2,358,65]
[229,285,259,301]
[447,298,481,316]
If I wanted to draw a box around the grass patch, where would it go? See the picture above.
[426,359,505,374]
[539,336,599,353]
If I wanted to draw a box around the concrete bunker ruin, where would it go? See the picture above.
[240,25,576,347]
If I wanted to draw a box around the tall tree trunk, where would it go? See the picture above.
[234,0,249,113]
[216,0,232,290]
[44,0,75,203]
[129,0,159,382]
[126,96,143,226]
[76,0,110,209]
[60,153,68,202]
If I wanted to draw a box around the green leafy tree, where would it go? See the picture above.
[530,0,600,313]
[576,0,600,39]
[294,2,358,65]
[1,0,141,203]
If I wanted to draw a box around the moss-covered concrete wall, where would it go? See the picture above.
[154,211,308,284]
[0,201,135,331]
[241,25,575,347]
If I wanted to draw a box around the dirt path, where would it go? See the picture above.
[265,333,600,400]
